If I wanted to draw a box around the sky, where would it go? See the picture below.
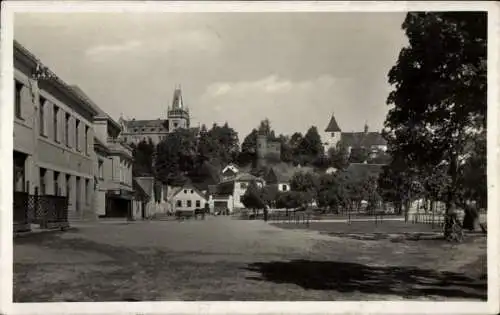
[14,12,408,140]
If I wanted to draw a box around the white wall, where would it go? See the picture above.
[173,188,207,212]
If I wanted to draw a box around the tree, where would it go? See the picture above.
[279,135,294,163]
[155,128,197,185]
[238,129,259,166]
[261,185,279,208]
[241,181,266,211]
[317,173,348,213]
[207,122,240,165]
[131,138,155,177]
[377,157,422,217]
[299,126,324,165]
[290,171,320,206]
[385,12,487,220]
[327,143,350,170]
[348,147,369,164]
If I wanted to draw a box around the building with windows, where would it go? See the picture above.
[118,87,200,145]
[13,40,98,222]
[70,86,135,219]
[322,112,388,157]
[264,164,315,192]
[209,172,265,213]
[168,185,208,214]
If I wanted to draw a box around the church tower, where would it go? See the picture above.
[166,86,190,132]
[323,112,342,152]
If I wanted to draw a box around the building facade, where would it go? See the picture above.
[256,134,282,167]
[212,173,265,213]
[322,113,388,157]
[71,84,136,219]
[13,41,98,222]
[119,87,199,145]
[169,185,208,214]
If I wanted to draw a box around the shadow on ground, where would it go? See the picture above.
[244,259,487,300]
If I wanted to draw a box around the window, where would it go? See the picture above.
[14,81,22,119]
[75,119,80,151]
[190,190,194,194]
[39,168,46,195]
[54,171,60,196]
[39,97,46,135]
[151,128,155,132]
[85,179,90,205]
[65,113,70,147]
[187,200,192,207]
[98,160,104,179]
[75,177,81,211]
[53,106,59,142]
[85,125,89,155]
[196,200,201,208]
[282,184,288,191]
[176,200,182,207]
[240,183,248,189]
[184,189,187,194]
[124,136,128,142]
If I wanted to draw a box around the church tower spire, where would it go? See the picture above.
[172,85,184,110]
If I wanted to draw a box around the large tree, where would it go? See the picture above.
[155,128,197,185]
[131,138,155,177]
[384,12,487,218]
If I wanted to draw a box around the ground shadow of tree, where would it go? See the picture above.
[245,260,486,300]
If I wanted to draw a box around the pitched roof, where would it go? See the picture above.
[325,113,342,132]
[267,163,315,182]
[133,178,150,200]
[134,177,154,198]
[123,119,167,129]
[341,132,387,147]
[171,183,208,201]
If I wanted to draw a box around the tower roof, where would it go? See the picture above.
[325,113,341,132]
[172,87,184,110]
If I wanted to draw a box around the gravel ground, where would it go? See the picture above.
[13,216,487,302]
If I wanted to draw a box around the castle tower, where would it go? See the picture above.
[256,134,268,167]
[324,112,342,152]
[167,86,190,132]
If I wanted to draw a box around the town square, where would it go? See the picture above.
[3,2,494,310]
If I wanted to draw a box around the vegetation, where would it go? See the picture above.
[381,12,487,233]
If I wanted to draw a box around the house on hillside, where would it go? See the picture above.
[264,164,315,192]
[167,184,209,214]
[209,172,265,213]
[322,113,387,160]
[221,163,240,180]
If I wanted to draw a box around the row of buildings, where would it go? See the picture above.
[12,40,391,226]
[13,40,138,222]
